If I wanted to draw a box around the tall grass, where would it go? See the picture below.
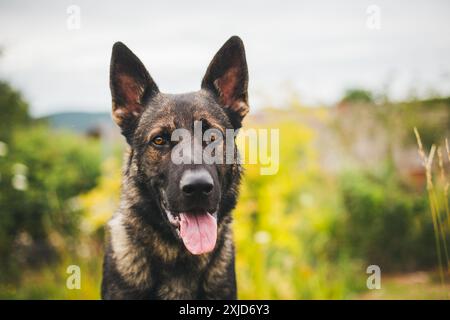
[414,128,450,298]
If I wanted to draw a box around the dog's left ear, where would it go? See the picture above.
[201,36,249,129]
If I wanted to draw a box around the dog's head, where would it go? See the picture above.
[110,36,248,255]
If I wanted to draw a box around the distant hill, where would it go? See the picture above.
[39,112,114,134]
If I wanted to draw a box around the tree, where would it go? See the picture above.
[340,88,374,105]
[0,81,30,143]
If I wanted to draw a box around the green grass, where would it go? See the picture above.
[0,255,102,300]
[359,271,450,300]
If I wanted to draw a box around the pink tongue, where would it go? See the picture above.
[179,212,217,255]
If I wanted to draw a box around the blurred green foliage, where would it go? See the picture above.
[0,84,101,282]
[340,88,374,104]
[337,169,436,272]
[0,81,30,143]
[396,97,450,147]
[234,120,365,299]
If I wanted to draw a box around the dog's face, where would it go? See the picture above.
[110,37,248,255]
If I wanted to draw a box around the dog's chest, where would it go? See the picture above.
[151,255,212,299]
[155,273,201,299]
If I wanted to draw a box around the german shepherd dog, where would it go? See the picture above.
[101,36,249,299]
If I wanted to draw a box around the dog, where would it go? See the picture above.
[101,36,249,299]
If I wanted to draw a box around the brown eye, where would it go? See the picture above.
[152,136,167,146]
[205,130,221,145]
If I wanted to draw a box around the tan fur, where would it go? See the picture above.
[109,213,152,288]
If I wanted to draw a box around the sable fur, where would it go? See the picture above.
[102,36,248,300]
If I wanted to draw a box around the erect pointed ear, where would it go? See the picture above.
[201,36,249,129]
[110,42,159,141]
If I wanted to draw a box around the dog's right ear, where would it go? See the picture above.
[110,42,159,141]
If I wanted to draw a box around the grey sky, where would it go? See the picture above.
[1,0,450,116]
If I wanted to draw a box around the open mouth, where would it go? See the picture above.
[160,197,218,255]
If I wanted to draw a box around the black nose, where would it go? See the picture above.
[180,169,214,197]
